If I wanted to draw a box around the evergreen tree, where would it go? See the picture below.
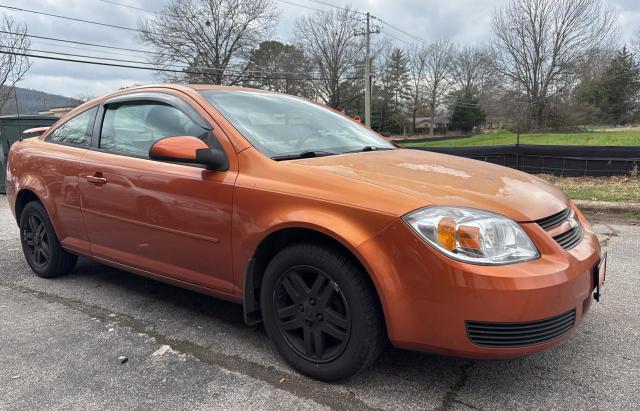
[579,47,640,125]
[379,48,411,133]
[245,41,312,96]
[449,90,486,132]
[599,47,640,124]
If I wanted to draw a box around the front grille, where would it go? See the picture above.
[536,208,572,230]
[535,207,584,250]
[553,224,584,250]
[466,309,576,348]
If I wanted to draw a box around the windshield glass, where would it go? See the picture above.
[200,90,394,158]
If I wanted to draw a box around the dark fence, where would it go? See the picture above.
[392,134,472,144]
[412,144,640,177]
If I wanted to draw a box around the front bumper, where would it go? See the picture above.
[357,210,601,359]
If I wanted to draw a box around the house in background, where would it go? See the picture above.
[413,115,450,134]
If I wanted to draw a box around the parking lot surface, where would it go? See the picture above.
[1,197,639,410]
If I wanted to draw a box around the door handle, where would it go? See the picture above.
[85,174,107,185]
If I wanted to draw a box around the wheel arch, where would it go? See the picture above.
[14,188,44,223]
[242,225,388,330]
[13,187,66,249]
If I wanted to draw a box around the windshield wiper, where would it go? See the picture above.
[344,146,394,153]
[271,150,338,161]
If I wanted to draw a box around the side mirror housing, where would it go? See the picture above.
[149,136,228,171]
[195,147,229,171]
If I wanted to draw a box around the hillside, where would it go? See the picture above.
[1,87,82,116]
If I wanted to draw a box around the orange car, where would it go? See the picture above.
[6,85,606,381]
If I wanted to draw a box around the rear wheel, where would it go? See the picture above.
[260,243,386,381]
[19,201,77,278]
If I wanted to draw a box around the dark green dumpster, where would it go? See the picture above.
[0,115,58,194]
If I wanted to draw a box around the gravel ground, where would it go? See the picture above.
[0,197,638,410]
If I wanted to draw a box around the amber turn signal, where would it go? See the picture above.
[437,217,457,250]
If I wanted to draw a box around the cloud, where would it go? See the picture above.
[7,0,640,99]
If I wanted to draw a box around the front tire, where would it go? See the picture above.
[19,201,77,278]
[260,243,386,381]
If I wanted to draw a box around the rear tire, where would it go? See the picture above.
[260,243,386,381]
[19,201,77,278]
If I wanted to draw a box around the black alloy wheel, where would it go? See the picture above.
[22,213,50,269]
[19,201,78,278]
[273,265,351,363]
[260,243,386,381]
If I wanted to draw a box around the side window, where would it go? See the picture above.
[48,107,97,146]
[99,102,206,158]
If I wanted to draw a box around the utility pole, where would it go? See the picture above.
[354,12,380,128]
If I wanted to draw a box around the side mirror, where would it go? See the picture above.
[149,136,228,171]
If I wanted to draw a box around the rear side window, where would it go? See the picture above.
[48,107,97,146]
[99,102,206,158]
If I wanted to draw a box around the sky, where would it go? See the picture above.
[4,0,640,99]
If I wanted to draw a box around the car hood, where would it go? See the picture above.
[290,149,570,222]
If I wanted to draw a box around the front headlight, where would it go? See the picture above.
[403,207,539,265]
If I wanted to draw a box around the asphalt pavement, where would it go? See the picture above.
[1,197,638,410]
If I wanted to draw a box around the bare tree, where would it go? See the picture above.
[452,45,492,96]
[75,93,97,103]
[407,43,428,133]
[294,7,360,109]
[0,15,30,112]
[138,0,279,85]
[576,47,616,83]
[423,39,455,135]
[491,0,618,129]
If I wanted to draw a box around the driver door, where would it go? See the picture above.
[78,92,237,293]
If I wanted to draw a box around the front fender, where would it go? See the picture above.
[231,183,398,300]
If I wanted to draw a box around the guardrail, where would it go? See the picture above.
[411,144,640,177]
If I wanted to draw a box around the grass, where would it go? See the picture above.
[539,175,640,203]
[401,129,640,148]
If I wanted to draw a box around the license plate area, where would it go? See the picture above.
[593,251,607,302]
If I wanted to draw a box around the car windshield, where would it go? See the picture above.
[200,90,394,159]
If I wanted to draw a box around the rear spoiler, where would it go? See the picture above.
[23,126,50,136]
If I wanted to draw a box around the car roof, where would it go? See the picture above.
[123,84,268,93]
[58,84,271,125]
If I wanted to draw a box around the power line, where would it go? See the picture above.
[306,0,367,15]
[0,1,400,59]
[28,48,158,66]
[0,4,143,33]
[29,39,157,60]
[302,0,424,45]
[96,0,157,14]
[275,0,325,13]
[0,49,363,81]
[374,16,428,45]
[0,50,197,75]
[27,46,334,77]
[0,30,158,55]
[1,50,196,75]
[1,28,361,77]
[0,1,420,51]
[277,0,366,16]
[382,31,410,45]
